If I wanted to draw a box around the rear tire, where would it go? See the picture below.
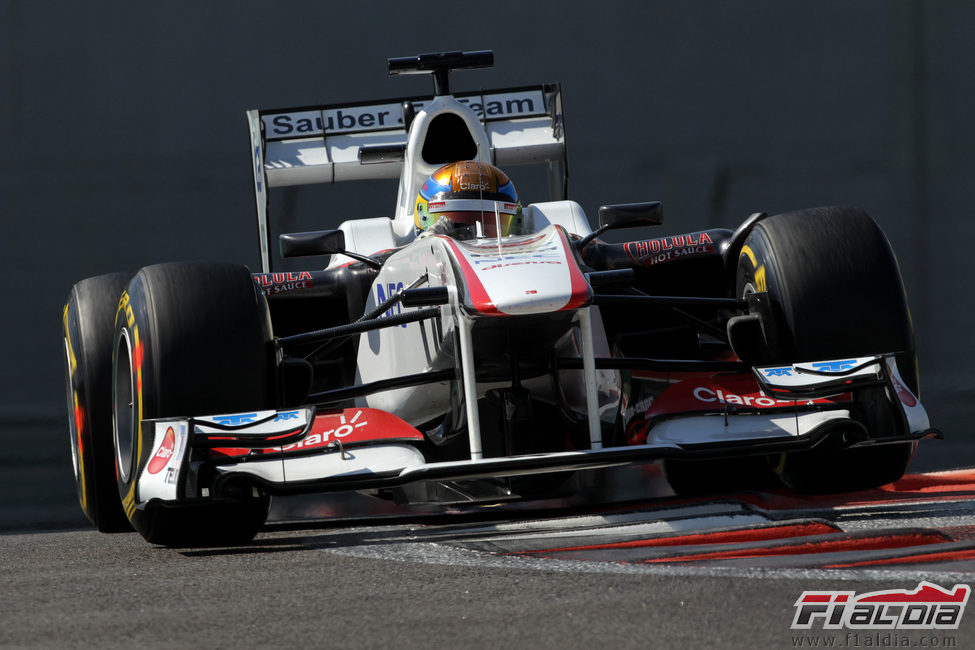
[63,272,133,532]
[113,262,275,546]
[736,206,916,494]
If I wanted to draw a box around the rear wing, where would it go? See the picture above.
[246,84,567,271]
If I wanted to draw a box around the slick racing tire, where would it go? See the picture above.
[113,262,275,546]
[63,272,134,532]
[736,206,916,494]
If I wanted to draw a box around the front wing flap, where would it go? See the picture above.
[753,355,929,435]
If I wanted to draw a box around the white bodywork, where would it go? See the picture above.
[247,79,605,466]
[353,225,596,441]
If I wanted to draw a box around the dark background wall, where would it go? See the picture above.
[2,1,972,434]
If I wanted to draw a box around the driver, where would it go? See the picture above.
[414,161,523,239]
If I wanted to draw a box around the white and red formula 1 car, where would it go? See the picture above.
[63,51,938,546]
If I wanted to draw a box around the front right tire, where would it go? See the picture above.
[736,206,917,494]
[63,272,133,532]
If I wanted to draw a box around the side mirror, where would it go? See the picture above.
[280,229,346,258]
[279,229,382,269]
[576,201,663,249]
[598,201,663,229]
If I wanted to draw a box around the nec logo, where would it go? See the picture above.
[375,282,407,328]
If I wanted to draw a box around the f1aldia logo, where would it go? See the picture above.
[792,582,970,630]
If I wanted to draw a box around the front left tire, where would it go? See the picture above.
[113,262,276,546]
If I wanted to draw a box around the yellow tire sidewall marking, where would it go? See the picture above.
[740,244,766,292]
[63,302,88,512]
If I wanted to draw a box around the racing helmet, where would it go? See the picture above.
[414,161,522,237]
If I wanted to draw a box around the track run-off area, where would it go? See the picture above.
[3,432,974,648]
[263,465,975,577]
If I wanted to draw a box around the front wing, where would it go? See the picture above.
[129,355,937,513]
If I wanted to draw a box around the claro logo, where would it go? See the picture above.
[147,427,176,475]
[693,386,793,408]
[890,370,918,408]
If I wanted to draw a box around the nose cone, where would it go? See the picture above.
[442,226,591,316]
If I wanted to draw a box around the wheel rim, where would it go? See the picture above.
[113,328,135,483]
[63,338,81,483]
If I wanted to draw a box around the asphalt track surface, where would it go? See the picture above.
[3,424,974,648]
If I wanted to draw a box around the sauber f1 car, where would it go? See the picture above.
[63,51,939,546]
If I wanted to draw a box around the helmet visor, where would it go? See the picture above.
[427,199,520,237]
